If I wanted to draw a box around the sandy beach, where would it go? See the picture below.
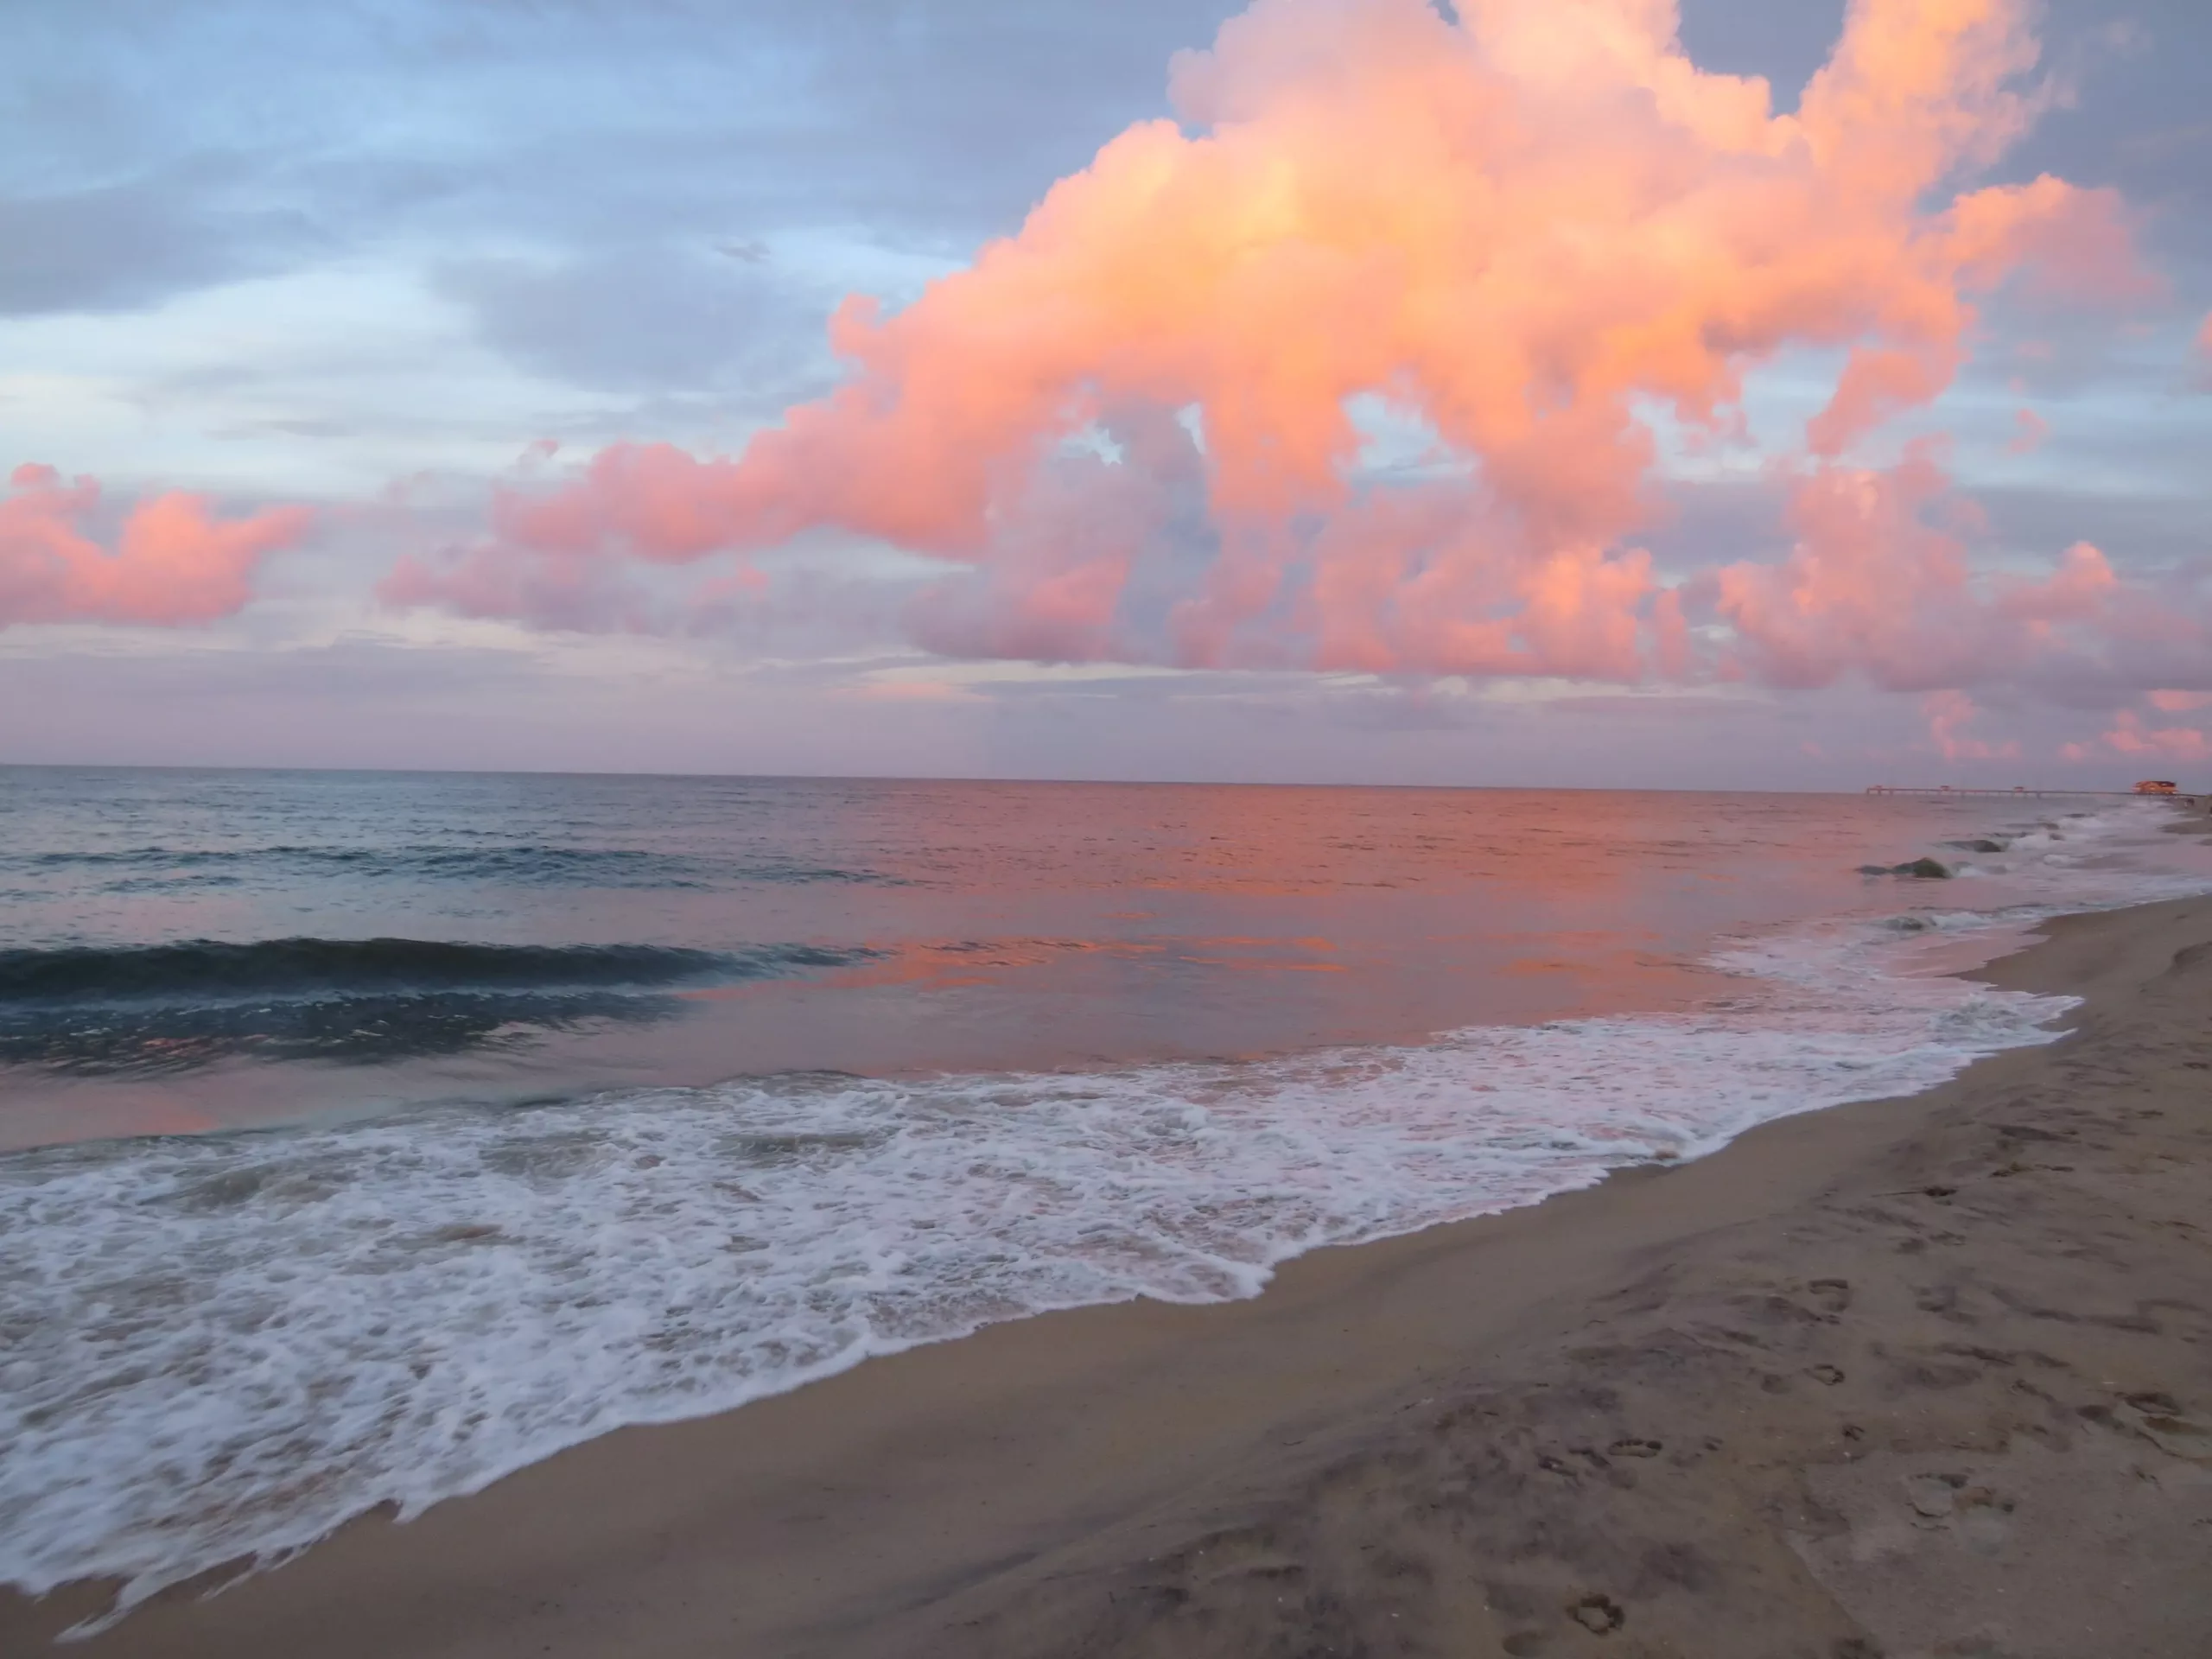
[8,884,2212,1657]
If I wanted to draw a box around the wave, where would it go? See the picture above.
[0,938,871,1005]
[4,845,903,890]
[0,939,882,1071]
[0,989,690,1072]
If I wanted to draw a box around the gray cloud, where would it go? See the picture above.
[0,174,315,316]
[434,244,831,397]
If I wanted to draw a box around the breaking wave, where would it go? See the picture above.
[0,939,882,1071]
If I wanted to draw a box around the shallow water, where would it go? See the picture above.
[3,768,2207,1618]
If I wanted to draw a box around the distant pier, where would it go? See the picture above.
[1865,785,2208,806]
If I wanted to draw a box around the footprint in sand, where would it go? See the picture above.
[1902,1473,2016,1551]
[1904,1472,1966,1518]
[1568,1593,1624,1635]
[2115,1394,2212,1461]
[1954,1488,2016,1554]
[1808,1278,1853,1314]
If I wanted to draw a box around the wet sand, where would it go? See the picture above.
[7,891,2212,1657]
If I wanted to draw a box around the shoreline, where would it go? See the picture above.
[8,886,2212,1655]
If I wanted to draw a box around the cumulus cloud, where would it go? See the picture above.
[0,464,313,628]
[1919,689,2020,761]
[2062,706,2210,765]
[1710,442,2133,692]
[389,0,2190,701]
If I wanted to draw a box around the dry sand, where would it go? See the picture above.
[7,891,2211,1658]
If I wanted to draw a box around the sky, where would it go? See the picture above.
[2,0,2209,787]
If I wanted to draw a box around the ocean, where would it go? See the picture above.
[3,766,2208,1623]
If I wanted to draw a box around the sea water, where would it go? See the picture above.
[2,768,2206,1621]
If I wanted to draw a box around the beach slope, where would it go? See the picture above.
[7,898,2211,1657]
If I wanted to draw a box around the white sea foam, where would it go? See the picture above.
[2,801,2206,1628]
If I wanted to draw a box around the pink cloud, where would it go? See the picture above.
[1,464,313,629]
[1708,443,2134,691]
[1918,689,2021,762]
[2005,407,2050,454]
[2094,708,2211,764]
[388,0,2163,696]
[2148,690,2212,714]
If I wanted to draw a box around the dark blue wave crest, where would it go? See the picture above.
[0,938,883,1072]
[5,845,905,890]
[0,937,876,1004]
